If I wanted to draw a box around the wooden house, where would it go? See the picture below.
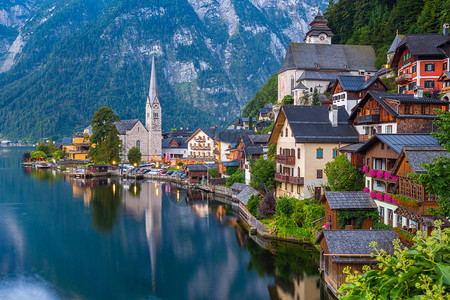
[184,164,211,183]
[438,71,450,101]
[320,192,378,230]
[348,90,448,141]
[317,230,398,297]
[330,75,388,114]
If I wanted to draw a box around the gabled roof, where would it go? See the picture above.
[270,106,359,144]
[387,34,403,54]
[162,136,189,149]
[322,192,377,210]
[216,129,254,144]
[318,230,397,263]
[185,164,217,172]
[394,146,450,173]
[115,119,142,135]
[279,43,377,74]
[185,127,217,143]
[236,186,259,205]
[230,182,247,193]
[61,137,73,146]
[240,134,269,157]
[334,75,387,92]
[298,71,348,81]
[438,71,450,82]
[349,91,448,121]
[357,134,441,155]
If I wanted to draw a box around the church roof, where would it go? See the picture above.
[115,119,141,135]
[279,43,377,73]
[147,55,159,105]
[387,34,403,54]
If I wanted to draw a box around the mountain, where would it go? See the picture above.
[0,0,327,141]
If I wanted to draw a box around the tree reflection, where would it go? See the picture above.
[91,183,122,233]
[128,182,142,197]
[28,168,61,184]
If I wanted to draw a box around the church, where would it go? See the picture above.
[115,55,162,162]
[278,10,378,104]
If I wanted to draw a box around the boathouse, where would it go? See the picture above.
[317,230,397,297]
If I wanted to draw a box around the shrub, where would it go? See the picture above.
[276,197,294,217]
[258,190,276,218]
[60,166,67,171]
[208,168,220,178]
[246,194,261,218]
[226,170,245,187]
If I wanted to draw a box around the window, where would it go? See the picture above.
[425,63,435,72]
[379,206,384,218]
[332,148,338,158]
[444,62,448,72]
[397,214,402,226]
[421,105,430,115]
[424,80,435,88]
[297,167,300,177]
[412,65,416,73]
[408,82,415,91]
[285,128,288,137]
[381,143,384,150]
[405,104,413,114]
[406,68,409,73]
[316,148,323,159]
[297,185,301,193]
[285,183,288,190]
[297,148,301,159]
[153,113,159,119]
[367,158,370,166]
[317,169,323,179]
[386,125,393,133]
[388,209,393,221]
[291,184,293,192]
[399,86,405,94]
[399,71,403,75]
[136,140,140,150]
[281,130,283,137]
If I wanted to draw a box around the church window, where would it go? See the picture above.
[153,113,159,119]
[136,140,140,151]
[138,127,139,132]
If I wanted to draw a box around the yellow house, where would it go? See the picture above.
[63,129,92,160]
[269,106,359,200]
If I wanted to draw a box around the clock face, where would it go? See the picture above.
[154,104,158,109]
[320,35,325,41]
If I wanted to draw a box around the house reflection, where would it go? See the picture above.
[269,275,321,300]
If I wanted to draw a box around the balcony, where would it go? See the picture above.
[275,173,304,185]
[274,154,295,165]
[395,73,413,84]
[357,114,380,124]
[442,86,450,93]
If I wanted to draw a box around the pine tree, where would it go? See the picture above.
[311,88,320,106]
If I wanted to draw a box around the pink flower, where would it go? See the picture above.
[384,171,391,179]
[322,223,330,229]
[384,194,391,202]
[376,170,384,178]
[362,165,369,173]
[369,169,376,177]
[392,199,398,205]
[392,176,399,181]
[375,193,383,201]
[363,187,370,193]
[370,192,376,198]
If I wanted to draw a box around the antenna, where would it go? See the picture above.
[151,45,157,56]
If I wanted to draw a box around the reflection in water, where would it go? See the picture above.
[90,182,123,233]
[26,168,61,184]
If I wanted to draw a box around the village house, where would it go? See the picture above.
[162,136,189,164]
[269,106,359,200]
[216,129,254,162]
[392,24,450,95]
[320,192,378,230]
[62,127,92,160]
[186,127,216,162]
[258,104,274,121]
[348,89,448,141]
[317,230,397,297]
[438,71,450,101]
[380,146,450,234]
[228,117,256,130]
[184,164,215,184]
[330,75,388,114]
[278,11,377,103]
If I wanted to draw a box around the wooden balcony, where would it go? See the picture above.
[442,86,450,93]
[275,173,304,185]
[275,154,295,165]
[395,73,413,84]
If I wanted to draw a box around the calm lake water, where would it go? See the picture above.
[0,147,330,300]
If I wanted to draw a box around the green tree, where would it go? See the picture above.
[311,88,320,106]
[89,107,122,164]
[30,151,47,160]
[226,169,245,187]
[339,221,450,299]
[53,149,64,160]
[242,73,278,118]
[208,167,220,178]
[267,143,276,161]
[324,155,364,191]
[281,95,294,105]
[410,110,450,217]
[127,146,142,165]
[301,90,309,105]
[248,117,253,130]
[250,157,276,191]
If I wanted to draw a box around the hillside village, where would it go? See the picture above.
[24,10,450,298]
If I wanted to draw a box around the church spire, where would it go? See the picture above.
[147,54,158,105]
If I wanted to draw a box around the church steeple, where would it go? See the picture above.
[304,8,333,44]
[147,55,158,106]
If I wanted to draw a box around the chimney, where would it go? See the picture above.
[414,86,424,98]
[329,105,338,127]
[444,23,449,37]
[365,75,371,81]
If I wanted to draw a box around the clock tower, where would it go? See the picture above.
[304,9,333,44]
[146,54,162,161]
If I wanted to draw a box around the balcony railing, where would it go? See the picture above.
[275,173,304,185]
[395,73,413,84]
[442,86,450,93]
[274,154,295,165]
[357,114,380,124]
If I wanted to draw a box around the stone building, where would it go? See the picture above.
[117,55,162,162]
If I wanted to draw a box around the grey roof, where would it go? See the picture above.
[304,24,334,39]
[222,160,239,167]
[248,134,269,145]
[339,143,364,153]
[335,75,384,92]
[298,71,348,81]
[278,106,359,143]
[322,230,398,263]
[397,34,449,57]
[387,34,403,54]
[236,186,259,205]
[324,192,378,210]
[241,134,269,157]
[402,146,450,173]
[162,136,189,149]
[255,120,272,129]
[147,55,159,105]
[293,82,308,90]
[349,91,448,121]
[185,164,209,172]
[216,129,254,144]
[279,43,377,74]
[115,119,140,135]
[231,182,247,193]
[61,137,73,146]
[358,134,441,155]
